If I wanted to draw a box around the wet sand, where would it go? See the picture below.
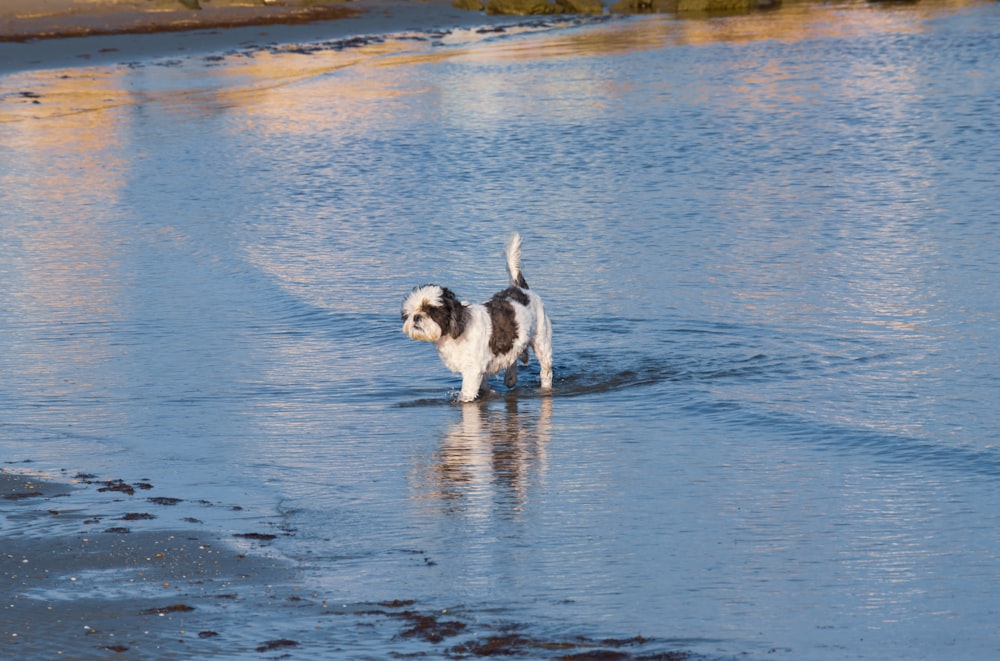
[1,469,299,657]
[3,469,692,657]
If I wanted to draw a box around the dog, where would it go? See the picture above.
[401,233,553,402]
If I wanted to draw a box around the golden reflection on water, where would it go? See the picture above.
[2,70,130,324]
[1,0,974,327]
[1,74,131,419]
[1,1,979,125]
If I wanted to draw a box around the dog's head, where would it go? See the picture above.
[401,284,468,343]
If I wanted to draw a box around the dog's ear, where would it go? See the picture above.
[437,287,468,338]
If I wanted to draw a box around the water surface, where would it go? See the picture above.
[2,2,999,658]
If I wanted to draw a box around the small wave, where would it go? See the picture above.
[728,405,1000,480]
[547,343,817,398]
[394,341,1000,480]
[393,334,816,405]
[553,361,682,398]
[434,16,614,47]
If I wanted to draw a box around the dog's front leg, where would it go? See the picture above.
[458,371,484,402]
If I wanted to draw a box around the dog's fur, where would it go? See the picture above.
[401,233,553,402]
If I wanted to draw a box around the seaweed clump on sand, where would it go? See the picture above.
[447,633,689,658]
[348,600,696,659]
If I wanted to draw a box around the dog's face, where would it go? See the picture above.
[401,284,467,343]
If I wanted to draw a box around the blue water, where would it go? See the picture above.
[2,2,999,658]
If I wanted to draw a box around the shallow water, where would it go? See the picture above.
[2,1,1000,658]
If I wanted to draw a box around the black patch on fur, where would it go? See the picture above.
[485,288,525,355]
[514,272,529,289]
[427,287,468,339]
[504,286,530,307]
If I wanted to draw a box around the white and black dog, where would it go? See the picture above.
[401,233,553,402]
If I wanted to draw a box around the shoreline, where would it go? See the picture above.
[0,0,526,74]
[0,0,839,75]
[1,467,693,657]
[1,0,987,74]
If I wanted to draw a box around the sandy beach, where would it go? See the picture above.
[0,0,365,41]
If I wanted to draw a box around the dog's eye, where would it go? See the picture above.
[413,313,422,323]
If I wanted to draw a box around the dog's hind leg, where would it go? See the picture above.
[505,349,528,388]
[533,315,553,390]
[504,363,518,388]
[537,349,553,390]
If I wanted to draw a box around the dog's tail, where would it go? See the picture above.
[505,232,529,289]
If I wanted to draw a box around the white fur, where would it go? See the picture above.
[402,233,553,402]
[401,286,446,343]
[505,232,522,283]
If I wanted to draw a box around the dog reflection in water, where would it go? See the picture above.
[414,397,552,515]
